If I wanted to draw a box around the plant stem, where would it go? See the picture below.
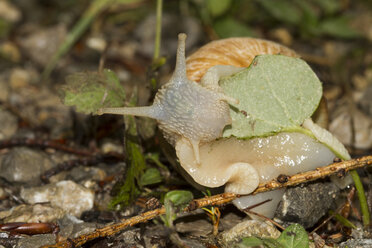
[153,0,163,61]
[43,0,113,80]
[349,170,370,227]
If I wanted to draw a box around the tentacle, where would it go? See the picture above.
[171,33,188,83]
[97,105,161,120]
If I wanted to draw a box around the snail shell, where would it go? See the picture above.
[186,37,299,82]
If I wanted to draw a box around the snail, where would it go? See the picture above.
[98,34,349,218]
[97,34,297,164]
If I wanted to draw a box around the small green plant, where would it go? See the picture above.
[238,224,309,248]
[160,190,193,228]
[202,190,221,235]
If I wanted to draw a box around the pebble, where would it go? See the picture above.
[0,203,64,223]
[16,234,56,248]
[0,108,17,140]
[18,24,66,66]
[275,182,340,228]
[20,180,94,217]
[9,67,33,89]
[339,239,372,248]
[0,41,21,62]
[0,0,21,23]
[58,215,98,239]
[68,166,107,183]
[0,148,54,185]
[176,218,212,236]
[329,106,372,149]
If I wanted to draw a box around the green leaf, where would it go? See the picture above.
[261,238,286,248]
[139,168,163,186]
[319,17,360,39]
[277,224,309,248]
[162,190,193,227]
[164,190,193,207]
[214,17,257,38]
[329,210,357,229]
[207,0,232,17]
[109,90,147,209]
[312,0,340,15]
[258,0,302,24]
[61,69,126,114]
[238,237,263,247]
[221,55,322,138]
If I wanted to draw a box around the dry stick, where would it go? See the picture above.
[41,155,372,248]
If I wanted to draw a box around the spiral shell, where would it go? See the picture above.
[186,37,299,82]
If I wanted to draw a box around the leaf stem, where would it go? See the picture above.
[328,210,357,229]
[349,170,370,227]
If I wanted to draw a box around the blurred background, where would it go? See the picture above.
[0,0,371,153]
[0,1,372,246]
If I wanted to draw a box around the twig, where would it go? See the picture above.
[41,155,372,248]
[243,208,285,231]
[252,156,372,194]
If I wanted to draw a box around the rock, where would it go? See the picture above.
[329,103,372,149]
[175,218,212,236]
[91,228,144,248]
[0,203,64,223]
[9,67,36,89]
[18,24,67,66]
[220,211,245,231]
[0,41,21,62]
[275,182,340,228]
[86,35,107,52]
[219,219,280,247]
[20,180,94,217]
[351,222,372,239]
[100,140,124,154]
[67,166,107,183]
[0,148,54,185]
[142,225,168,248]
[0,0,21,23]
[16,234,56,248]
[0,109,17,140]
[116,229,143,247]
[339,239,372,248]
[8,85,72,139]
[58,215,98,239]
